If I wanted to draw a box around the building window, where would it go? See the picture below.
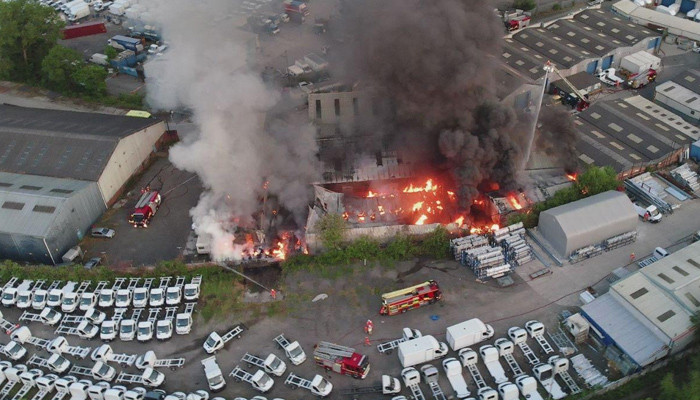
[353,97,359,116]
[657,273,674,284]
[672,266,689,277]
[2,201,24,210]
[32,205,56,214]
[315,100,321,119]
[657,310,676,323]
[334,99,340,117]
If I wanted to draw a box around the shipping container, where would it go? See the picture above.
[690,139,700,161]
[61,21,107,39]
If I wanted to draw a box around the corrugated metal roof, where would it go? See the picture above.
[546,19,615,56]
[582,293,669,366]
[624,95,700,142]
[502,40,546,81]
[655,81,700,112]
[574,118,647,171]
[612,272,693,341]
[612,1,700,42]
[0,172,93,237]
[575,8,655,45]
[513,28,586,69]
[0,104,162,181]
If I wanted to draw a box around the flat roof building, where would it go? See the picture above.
[655,70,700,123]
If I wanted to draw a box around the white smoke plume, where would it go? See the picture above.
[142,0,319,260]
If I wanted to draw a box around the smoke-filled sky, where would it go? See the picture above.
[335,0,546,210]
[143,0,319,260]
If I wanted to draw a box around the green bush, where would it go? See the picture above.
[513,0,537,10]
[552,3,562,11]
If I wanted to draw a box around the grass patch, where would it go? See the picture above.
[282,227,450,278]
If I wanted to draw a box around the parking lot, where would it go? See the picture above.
[81,156,203,268]
[3,198,694,399]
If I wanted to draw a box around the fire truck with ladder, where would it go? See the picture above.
[379,280,442,316]
[128,190,161,228]
[313,342,370,379]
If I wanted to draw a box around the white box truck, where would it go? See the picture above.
[195,234,212,255]
[620,51,661,75]
[397,335,448,367]
[68,3,90,21]
[445,318,495,352]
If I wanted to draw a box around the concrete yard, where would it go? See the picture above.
[5,198,698,399]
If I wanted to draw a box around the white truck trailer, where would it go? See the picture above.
[445,318,494,351]
[397,335,449,368]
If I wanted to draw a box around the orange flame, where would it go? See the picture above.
[507,195,523,210]
[412,202,424,212]
[491,224,500,231]
[454,216,465,226]
[271,242,286,260]
[403,179,438,193]
[566,173,578,181]
[367,190,377,198]
[415,215,428,225]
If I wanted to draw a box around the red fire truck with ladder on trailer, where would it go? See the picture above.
[129,190,161,228]
[313,342,370,379]
[379,280,442,316]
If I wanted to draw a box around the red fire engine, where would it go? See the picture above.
[379,280,442,316]
[313,342,370,379]
[128,190,161,228]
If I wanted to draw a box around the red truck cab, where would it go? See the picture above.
[129,191,161,228]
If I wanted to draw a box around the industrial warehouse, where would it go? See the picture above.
[0,105,165,264]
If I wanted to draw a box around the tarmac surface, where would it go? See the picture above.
[2,198,699,399]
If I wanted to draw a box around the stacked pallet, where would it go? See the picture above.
[569,244,604,264]
[450,235,489,261]
[571,354,608,388]
[671,163,700,192]
[493,222,525,242]
[500,234,534,266]
[603,231,637,251]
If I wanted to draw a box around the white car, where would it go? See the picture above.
[62,293,80,313]
[80,293,97,311]
[77,321,99,339]
[137,322,153,342]
[47,289,63,308]
[92,361,116,382]
[183,283,200,301]
[120,319,136,341]
[175,313,192,335]
[2,341,27,361]
[149,288,164,307]
[47,353,71,374]
[115,289,132,308]
[133,288,148,308]
[155,320,172,341]
[98,289,115,308]
[94,1,112,12]
[165,287,181,305]
[32,290,48,310]
[100,321,117,342]
[16,291,33,309]
[40,308,62,326]
[596,68,625,86]
[85,308,106,325]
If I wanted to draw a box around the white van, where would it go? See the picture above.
[653,247,669,259]
[89,54,109,66]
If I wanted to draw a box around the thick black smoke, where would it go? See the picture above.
[536,109,580,173]
[335,0,526,210]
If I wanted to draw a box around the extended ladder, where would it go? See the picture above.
[314,341,354,360]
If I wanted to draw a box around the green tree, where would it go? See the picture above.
[513,0,536,10]
[104,45,118,60]
[72,65,107,97]
[41,45,83,93]
[317,214,346,251]
[574,166,620,197]
[0,0,64,82]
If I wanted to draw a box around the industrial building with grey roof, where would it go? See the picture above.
[573,96,699,176]
[501,7,659,89]
[0,104,166,264]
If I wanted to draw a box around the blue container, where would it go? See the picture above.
[690,139,700,161]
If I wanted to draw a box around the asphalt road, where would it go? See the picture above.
[81,156,203,268]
